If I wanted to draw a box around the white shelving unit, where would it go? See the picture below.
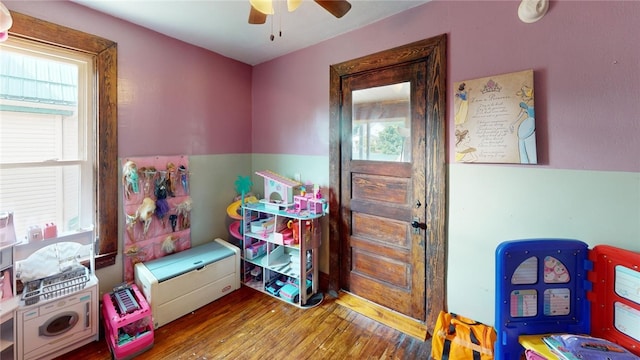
[0,242,18,360]
[241,202,324,307]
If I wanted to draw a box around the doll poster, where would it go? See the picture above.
[454,69,537,164]
[121,155,191,283]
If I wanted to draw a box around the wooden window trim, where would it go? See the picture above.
[9,11,118,268]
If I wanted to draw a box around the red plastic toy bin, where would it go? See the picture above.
[102,283,154,360]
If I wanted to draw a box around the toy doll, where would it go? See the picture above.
[136,197,156,236]
[176,197,192,230]
[179,165,189,194]
[125,211,138,242]
[139,166,157,197]
[166,162,177,197]
[122,160,140,199]
[169,214,178,232]
[161,234,180,254]
[124,245,147,265]
[154,172,170,227]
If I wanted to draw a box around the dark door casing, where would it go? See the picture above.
[328,35,447,334]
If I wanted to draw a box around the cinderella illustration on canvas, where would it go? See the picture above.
[510,85,537,164]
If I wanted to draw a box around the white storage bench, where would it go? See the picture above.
[134,238,240,328]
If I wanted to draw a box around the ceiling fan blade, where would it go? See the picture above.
[248,5,268,24]
[314,0,352,18]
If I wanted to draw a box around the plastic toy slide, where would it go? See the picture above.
[226,196,258,220]
[228,221,242,240]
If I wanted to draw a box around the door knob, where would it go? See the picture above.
[411,220,426,230]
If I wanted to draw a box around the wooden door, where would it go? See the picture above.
[329,36,447,332]
[340,62,427,320]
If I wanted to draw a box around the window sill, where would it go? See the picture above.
[95,252,116,268]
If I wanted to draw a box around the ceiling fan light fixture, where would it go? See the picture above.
[287,0,302,12]
[247,0,352,26]
[250,0,274,15]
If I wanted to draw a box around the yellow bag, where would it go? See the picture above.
[431,311,497,360]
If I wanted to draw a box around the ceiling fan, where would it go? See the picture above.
[248,0,352,25]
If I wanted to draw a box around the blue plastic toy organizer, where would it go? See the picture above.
[495,238,640,359]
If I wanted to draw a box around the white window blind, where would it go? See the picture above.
[0,38,95,241]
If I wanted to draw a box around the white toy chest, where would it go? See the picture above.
[134,238,240,328]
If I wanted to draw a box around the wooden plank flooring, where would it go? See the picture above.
[57,285,432,359]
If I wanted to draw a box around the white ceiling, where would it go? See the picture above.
[71,0,430,66]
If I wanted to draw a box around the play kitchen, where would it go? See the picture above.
[0,210,99,360]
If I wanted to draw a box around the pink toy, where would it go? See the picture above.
[0,270,12,301]
[245,241,266,259]
[294,195,309,211]
[255,170,301,205]
[0,2,12,42]
[43,223,57,239]
[102,284,154,359]
[309,198,326,215]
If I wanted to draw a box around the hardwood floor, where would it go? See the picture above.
[58,285,432,359]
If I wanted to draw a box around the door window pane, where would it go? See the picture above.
[352,82,411,162]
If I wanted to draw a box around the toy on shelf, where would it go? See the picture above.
[0,270,12,301]
[255,170,302,210]
[235,175,253,206]
[227,175,258,246]
[227,176,256,221]
[280,278,313,304]
[0,211,17,246]
[227,195,258,221]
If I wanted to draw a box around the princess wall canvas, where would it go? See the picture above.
[454,69,538,164]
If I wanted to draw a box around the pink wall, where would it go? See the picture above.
[5,0,253,157]
[252,1,640,173]
[7,1,639,172]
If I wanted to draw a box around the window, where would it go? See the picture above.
[1,38,95,239]
[1,12,118,267]
[351,83,411,162]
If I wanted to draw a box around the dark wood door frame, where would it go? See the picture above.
[328,35,447,333]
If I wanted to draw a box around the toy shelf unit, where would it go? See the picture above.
[0,211,19,360]
[241,201,323,308]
